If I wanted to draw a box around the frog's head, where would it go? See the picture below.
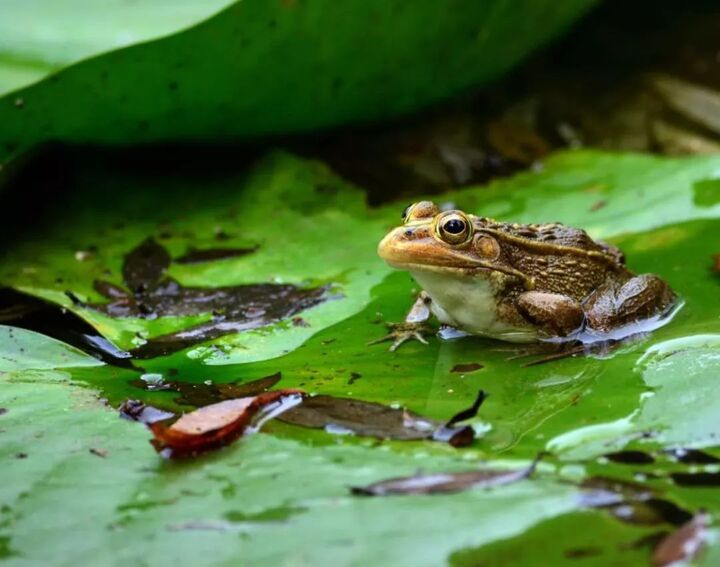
[378,201,531,287]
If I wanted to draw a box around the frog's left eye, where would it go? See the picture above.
[401,203,414,222]
[436,212,473,245]
[403,201,440,224]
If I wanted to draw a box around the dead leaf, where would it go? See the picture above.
[119,399,175,425]
[652,74,720,136]
[279,390,486,447]
[450,363,483,373]
[84,239,329,357]
[652,512,709,566]
[131,373,283,407]
[352,453,543,496]
[149,390,303,458]
[711,254,720,275]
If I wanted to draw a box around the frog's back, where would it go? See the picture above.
[473,217,631,299]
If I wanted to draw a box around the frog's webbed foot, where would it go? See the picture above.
[371,292,434,351]
[369,321,433,352]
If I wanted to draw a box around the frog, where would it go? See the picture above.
[373,201,676,350]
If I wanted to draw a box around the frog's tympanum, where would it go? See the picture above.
[375,201,676,350]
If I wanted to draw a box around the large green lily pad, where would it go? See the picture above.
[2,150,720,565]
[0,0,597,171]
[0,0,234,94]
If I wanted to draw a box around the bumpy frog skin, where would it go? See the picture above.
[374,201,676,350]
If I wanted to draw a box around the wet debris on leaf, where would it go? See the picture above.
[279,389,487,447]
[603,450,656,465]
[174,246,258,264]
[149,390,304,458]
[578,477,692,527]
[651,512,709,567]
[670,471,720,487]
[711,254,720,275]
[130,372,282,407]
[81,238,330,357]
[89,448,108,458]
[450,362,483,373]
[665,448,720,464]
[351,452,544,496]
[119,399,175,425]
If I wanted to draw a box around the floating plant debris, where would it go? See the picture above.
[352,453,543,496]
[603,450,656,465]
[149,390,304,458]
[279,389,486,447]
[130,373,282,407]
[119,399,175,425]
[665,448,720,464]
[578,477,692,527]
[175,246,258,264]
[670,472,720,487]
[80,238,330,357]
[652,512,709,567]
[450,363,483,373]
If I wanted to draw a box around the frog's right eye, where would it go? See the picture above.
[435,211,473,245]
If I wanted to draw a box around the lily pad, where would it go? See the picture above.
[0,0,234,94]
[0,324,103,371]
[2,149,720,564]
[0,1,598,171]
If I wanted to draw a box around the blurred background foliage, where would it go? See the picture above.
[0,0,596,174]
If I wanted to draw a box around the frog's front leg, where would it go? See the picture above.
[515,291,585,338]
[370,292,435,351]
[584,274,675,332]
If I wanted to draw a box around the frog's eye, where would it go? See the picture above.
[436,212,473,245]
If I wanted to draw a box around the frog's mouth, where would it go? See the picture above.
[378,233,532,285]
[378,232,481,272]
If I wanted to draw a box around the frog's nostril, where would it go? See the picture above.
[404,229,414,238]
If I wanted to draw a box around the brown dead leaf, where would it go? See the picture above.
[279,390,486,447]
[652,512,709,566]
[352,452,543,496]
[149,389,304,458]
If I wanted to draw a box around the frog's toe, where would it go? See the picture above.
[370,322,432,351]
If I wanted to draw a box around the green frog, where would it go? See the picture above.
[374,201,676,350]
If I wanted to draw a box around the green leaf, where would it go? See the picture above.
[3,149,720,564]
[0,0,235,94]
[0,372,579,566]
[0,325,103,371]
[0,0,597,168]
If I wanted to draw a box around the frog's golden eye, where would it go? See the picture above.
[436,212,473,245]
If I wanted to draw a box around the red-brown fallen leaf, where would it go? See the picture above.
[352,452,544,496]
[711,254,720,274]
[149,389,304,458]
[652,512,709,566]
